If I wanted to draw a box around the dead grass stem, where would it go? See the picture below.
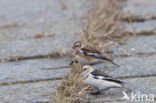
[52,65,90,103]
[81,0,127,53]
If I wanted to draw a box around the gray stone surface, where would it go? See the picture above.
[0,0,91,60]
[0,0,90,39]
[92,0,156,102]
[0,0,156,102]
[122,0,156,20]
[0,58,69,85]
[0,0,92,102]
[0,37,73,60]
[112,35,156,55]
[95,34,156,103]
[126,20,156,34]
[96,55,156,77]
[0,80,61,103]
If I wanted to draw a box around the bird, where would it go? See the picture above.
[79,65,125,95]
[71,41,119,67]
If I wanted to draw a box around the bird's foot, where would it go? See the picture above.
[69,61,73,65]
[90,91,101,95]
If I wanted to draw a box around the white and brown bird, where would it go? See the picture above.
[71,41,119,67]
[80,65,125,95]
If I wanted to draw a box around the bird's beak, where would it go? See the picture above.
[79,68,83,73]
[72,46,75,49]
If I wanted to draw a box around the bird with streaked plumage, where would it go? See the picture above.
[71,41,119,67]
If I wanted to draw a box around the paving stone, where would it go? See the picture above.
[126,20,156,34]
[0,0,90,40]
[122,0,156,20]
[90,0,156,103]
[0,58,70,85]
[96,55,156,77]
[111,35,156,55]
[98,35,156,77]
[0,0,91,59]
[0,80,61,103]
[1,0,156,103]
[0,37,74,60]
[91,77,156,103]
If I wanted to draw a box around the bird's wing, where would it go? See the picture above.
[81,45,111,60]
[81,45,101,54]
[91,69,124,84]
[102,78,124,84]
[81,45,120,67]
[91,69,111,77]
[82,50,120,67]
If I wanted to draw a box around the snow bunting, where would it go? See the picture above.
[80,65,124,95]
[71,41,119,67]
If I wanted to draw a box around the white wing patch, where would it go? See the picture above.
[82,51,102,58]
[96,76,106,80]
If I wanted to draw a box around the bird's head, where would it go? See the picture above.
[72,41,82,52]
[79,65,96,77]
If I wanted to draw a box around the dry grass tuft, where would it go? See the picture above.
[82,0,127,53]
[52,64,91,103]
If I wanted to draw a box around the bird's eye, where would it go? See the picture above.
[83,68,87,71]
[75,45,79,47]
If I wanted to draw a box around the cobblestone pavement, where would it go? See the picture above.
[0,0,156,103]
[92,0,156,102]
[0,0,91,102]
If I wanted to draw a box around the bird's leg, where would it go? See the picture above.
[90,87,113,95]
[90,90,101,95]
[69,61,74,65]
[69,59,79,65]
[78,63,83,73]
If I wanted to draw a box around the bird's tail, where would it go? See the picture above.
[98,55,120,67]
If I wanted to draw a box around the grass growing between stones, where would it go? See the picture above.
[82,0,126,53]
[52,64,90,103]
[52,0,126,103]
